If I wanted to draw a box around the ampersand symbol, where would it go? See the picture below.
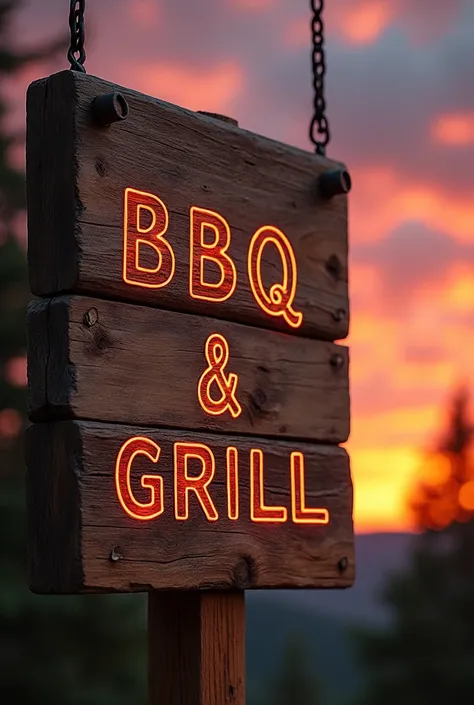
[198,334,242,419]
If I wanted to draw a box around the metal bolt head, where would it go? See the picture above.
[84,307,98,327]
[330,353,345,371]
[110,546,123,562]
[320,169,352,199]
[338,556,349,573]
[92,92,129,127]
[332,308,346,323]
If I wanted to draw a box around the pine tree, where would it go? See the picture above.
[266,633,323,705]
[0,3,146,702]
[356,386,474,705]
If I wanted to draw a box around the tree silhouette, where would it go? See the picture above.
[266,633,323,705]
[356,386,474,705]
[411,385,474,531]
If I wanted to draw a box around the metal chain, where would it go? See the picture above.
[309,0,330,156]
[68,0,86,72]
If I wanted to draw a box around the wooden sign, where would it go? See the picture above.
[27,421,351,593]
[26,71,354,595]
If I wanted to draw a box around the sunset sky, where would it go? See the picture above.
[7,0,474,532]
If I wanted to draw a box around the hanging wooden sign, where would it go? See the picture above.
[27,71,349,340]
[26,71,354,595]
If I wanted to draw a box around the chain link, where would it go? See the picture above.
[68,0,86,72]
[309,0,330,156]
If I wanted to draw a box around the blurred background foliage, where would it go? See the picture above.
[1,1,474,703]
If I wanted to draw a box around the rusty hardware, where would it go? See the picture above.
[338,556,349,573]
[332,308,347,323]
[110,547,123,562]
[320,169,352,199]
[92,93,129,127]
[330,353,345,371]
[83,307,98,327]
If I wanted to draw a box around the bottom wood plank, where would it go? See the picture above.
[26,421,354,593]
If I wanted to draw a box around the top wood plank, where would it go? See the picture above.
[27,71,349,341]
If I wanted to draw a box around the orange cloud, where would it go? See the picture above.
[347,256,474,532]
[432,112,474,146]
[124,61,244,115]
[443,265,474,310]
[340,0,393,45]
[351,166,474,244]
[350,445,422,531]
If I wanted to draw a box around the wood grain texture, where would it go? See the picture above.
[148,591,245,705]
[26,421,354,594]
[27,70,349,341]
[27,295,350,443]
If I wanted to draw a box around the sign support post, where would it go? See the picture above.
[148,592,245,705]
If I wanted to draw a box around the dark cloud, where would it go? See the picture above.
[351,220,474,313]
[14,1,474,160]
[11,1,474,240]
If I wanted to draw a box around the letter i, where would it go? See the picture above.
[227,447,239,520]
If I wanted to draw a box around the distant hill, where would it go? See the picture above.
[246,532,417,703]
[247,594,361,704]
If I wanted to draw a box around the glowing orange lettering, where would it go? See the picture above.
[250,449,287,523]
[123,187,175,289]
[174,442,218,521]
[248,226,303,329]
[189,206,237,302]
[197,333,242,419]
[291,452,329,524]
[227,447,239,520]
[115,436,164,521]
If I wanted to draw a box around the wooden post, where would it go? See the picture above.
[148,592,245,705]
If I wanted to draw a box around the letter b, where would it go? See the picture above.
[189,207,237,302]
[123,188,175,289]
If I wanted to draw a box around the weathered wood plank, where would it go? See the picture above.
[148,591,245,705]
[27,295,350,443]
[27,70,349,341]
[26,421,354,594]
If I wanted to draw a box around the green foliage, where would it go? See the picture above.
[0,2,147,702]
[356,389,474,705]
[265,633,323,705]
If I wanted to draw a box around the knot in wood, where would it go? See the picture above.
[325,254,342,282]
[233,555,255,589]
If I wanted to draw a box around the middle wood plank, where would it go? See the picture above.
[27,296,349,443]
